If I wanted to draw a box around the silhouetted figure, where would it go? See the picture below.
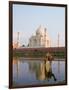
[44,60,57,81]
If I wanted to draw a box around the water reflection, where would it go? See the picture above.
[28,60,56,81]
[13,57,65,86]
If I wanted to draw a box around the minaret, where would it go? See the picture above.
[44,28,46,47]
[58,33,60,47]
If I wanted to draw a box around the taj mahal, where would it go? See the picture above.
[13,25,51,48]
[28,25,51,48]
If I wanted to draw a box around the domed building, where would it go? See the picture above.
[28,25,51,48]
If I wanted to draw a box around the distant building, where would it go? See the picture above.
[13,42,20,48]
[13,43,18,48]
[28,25,51,48]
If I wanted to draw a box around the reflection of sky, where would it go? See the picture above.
[52,61,65,81]
[13,4,65,47]
[13,59,65,86]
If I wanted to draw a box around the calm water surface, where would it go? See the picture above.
[13,57,65,86]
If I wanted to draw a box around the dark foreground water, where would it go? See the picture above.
[13,57,65,87]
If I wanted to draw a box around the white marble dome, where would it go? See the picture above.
[36,25,45,36]
[29,25,51,48]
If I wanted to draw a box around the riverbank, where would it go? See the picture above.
[13,57,65,61]
[13,47,65,59]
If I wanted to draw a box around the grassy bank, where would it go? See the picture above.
[13,50,65,58]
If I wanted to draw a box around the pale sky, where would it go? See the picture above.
[13,4,65,47]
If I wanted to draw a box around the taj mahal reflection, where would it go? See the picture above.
[28,60,56,81]
[13,58,59,84]
[13,56,65,87]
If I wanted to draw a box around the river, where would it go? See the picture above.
[13,57,65,87]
